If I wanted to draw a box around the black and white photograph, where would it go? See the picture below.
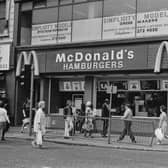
[1,0,168,167]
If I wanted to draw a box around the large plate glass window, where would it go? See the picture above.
[31,7,58,45]
[136,0,168,37]
[103,0,136,40]
[58,5,72,43]
[0,0,7,36]
[72,1,102,42]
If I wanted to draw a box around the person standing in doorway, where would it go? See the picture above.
[63,100,73,139]
[117,103,136,143]
[101,98,111,137]
[32,101,46,148]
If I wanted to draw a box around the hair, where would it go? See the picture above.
[66,99,71,106]
[38,101,45,108]
[160,105,166,112]
[124,102,131,108]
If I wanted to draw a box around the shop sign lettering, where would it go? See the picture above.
[56,49,134,71]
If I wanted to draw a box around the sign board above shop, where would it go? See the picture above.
[45,45,148,72]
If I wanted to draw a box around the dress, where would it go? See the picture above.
[159,112,167,135]
[82,107,94,131]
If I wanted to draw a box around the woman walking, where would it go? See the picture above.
[32,101,46,148]
[156,105,167,144]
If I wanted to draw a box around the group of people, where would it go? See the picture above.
[1,95,167,147]
[63,100,96,139]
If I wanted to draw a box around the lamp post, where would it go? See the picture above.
[29,64,34,136]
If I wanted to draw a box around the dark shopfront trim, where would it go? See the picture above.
[15,36,168,51]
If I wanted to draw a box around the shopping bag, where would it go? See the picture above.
[36,131,42,145]
[155,128,164,141]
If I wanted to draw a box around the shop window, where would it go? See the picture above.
[103,0,136,17]
[47,0,58,7]
[20,11,32,45]
[57,5,72,43]
[0,0,7,35]
[59,0,72,5]
[110,81,128,90]
[72,1,102,42]
[59,5,72,21]
[137,0,168,12]
[74,0,87,3]
[33,0,46,8]
[32,7,58,24]
[103,0,136,40]
[136,0,168,38]
[140,80,159,90]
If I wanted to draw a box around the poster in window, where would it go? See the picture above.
[103,14,135,40]
[31,23,57,45]
[128,80,140,91]
[72,81,81,91]
[63,81,72,91]
[137,10,168,37]
[161,80,168,90]
[98,81,108,91]
[57,21,71,43]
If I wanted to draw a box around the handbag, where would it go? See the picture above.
[36,130,42,145]
[155,128,164,141]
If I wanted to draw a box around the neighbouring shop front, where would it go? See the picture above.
[16,41,168,125]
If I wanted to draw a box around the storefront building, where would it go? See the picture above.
[14,0,168,124]
[0,0,15,124]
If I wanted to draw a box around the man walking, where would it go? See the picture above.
[101,98,111,137]
[117,103,136,143]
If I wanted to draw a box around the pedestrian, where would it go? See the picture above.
[32,101,46,148]
[117,103,136,143]
[82,101,94,138]
[63,100,74,139]
[101,98,111,137]
[0,100,10,141]
[21,98,30,133]
[156,105,168,144]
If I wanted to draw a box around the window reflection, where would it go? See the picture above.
[104,0,136,17]
[137,0,168,12]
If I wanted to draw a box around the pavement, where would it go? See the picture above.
[5,127,168,152]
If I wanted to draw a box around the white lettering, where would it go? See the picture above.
[85,53,92,62]
[116,50,123,60]
[75,52,83,62]
[56,53,66,62]
[127,51,134,59]
[67,54,73,62]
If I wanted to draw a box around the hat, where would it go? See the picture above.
[86,101,91,106]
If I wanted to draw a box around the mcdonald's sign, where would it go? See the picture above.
[154,41,168,73]
[16,51,39,77]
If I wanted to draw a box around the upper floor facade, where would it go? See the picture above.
[0,0,14,44]
[15,0,168,47]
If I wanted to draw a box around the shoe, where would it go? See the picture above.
[132,140,136,143]
[102,135,107,138]
[165,135,168,139]
[64,136,70,139]
[117,139,122,142]
[156,142,161,145]
[31,141,37,148]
